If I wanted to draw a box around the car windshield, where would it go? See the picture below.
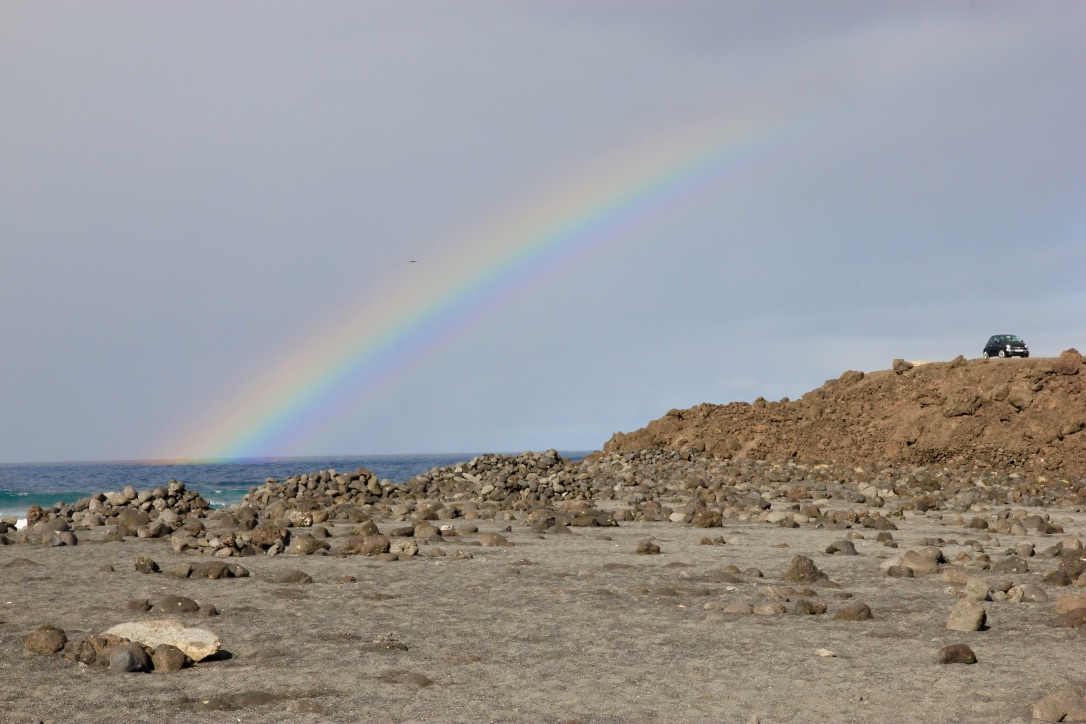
[1004,335,1023,343]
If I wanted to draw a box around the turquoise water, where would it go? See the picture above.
[0,452,592,519]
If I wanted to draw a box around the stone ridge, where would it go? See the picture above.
[601,350,1086,477]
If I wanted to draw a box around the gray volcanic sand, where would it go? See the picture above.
[3,507,1083,722]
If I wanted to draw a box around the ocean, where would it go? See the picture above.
[0,452,593,521]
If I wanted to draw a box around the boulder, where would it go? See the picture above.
[151,595,200,614]
[24,624,67,655]
[936,644,977,665]
[1055,594,1086,614]
[901,550,941,574]
[1051,348,1082,375]
[479,532,512,547]
[268,569,313,584]
[104,620,220,662]
[1033,685,1086,722]
[947,600,987,632]
[783,555,826,583]
[110,641,151,673]
[151,644,188,673]
[189,561,231,579]
[833,603,873,621]
[337,534,391,557]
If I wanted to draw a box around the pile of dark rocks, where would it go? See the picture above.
[395,449,585,503]
[9,481,212,546]
[5,448,1086,556]
[24,619,219,673]
[240,466,391,518]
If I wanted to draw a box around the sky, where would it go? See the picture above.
[2,1,1084,464]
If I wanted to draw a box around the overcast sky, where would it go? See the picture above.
[2,1,1084,463]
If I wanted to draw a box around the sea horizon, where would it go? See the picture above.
[0,449,598,467]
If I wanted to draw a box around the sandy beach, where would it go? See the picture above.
[5,497,1086,723]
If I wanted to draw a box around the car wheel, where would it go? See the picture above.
[983,351,990,359]
[998,350,1007,358]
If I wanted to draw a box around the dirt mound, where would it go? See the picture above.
[602,350,1086,478]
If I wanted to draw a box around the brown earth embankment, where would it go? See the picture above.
[602,350,1086,477]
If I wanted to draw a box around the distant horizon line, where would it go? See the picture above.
[0,448,600,467]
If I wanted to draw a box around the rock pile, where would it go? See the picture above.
[396,450,583,503]
[240,466,390,518]
[23,620,219,673]
[14,481,211,546]
[8,447,1086,557]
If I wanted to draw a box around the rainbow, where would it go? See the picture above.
[155,113,798,460]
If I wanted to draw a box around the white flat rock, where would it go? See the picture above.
[105,619,220,662]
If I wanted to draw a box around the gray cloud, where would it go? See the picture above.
[2,1,1084,461]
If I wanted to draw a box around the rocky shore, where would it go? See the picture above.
[4,354,1086,721]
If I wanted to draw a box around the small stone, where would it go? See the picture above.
[793,599,828,615]
[964,577,991,602]
[170,563,194,579]
[992,556,1028,574]
[336,534,391,556]
[227,563,249,578]
[134,556,160,574]
[814,648,836,658]
[1044,569,1072,587]
[110,642,151,673]
[753,603,786,616]
[24,624,67,655]
[287,535,329,555]
[947,600,987,632]
[189,561,231,579]
[269,569,313,584]
[110,649,140,673]
[825,540,858,555]
[723,601,753,615]
[783,555,826,583]
[901,550,940,574]
[636,540,661,555]
[1054,594,1086,614]
[935,643,977,664]
[1048,608,1086,629]
[390,538,419,556]
[1018,584,1048,603]
[126,598,151,612]
[1033,685,1086,722]
[887,565,914,578]
[479,532,511,547]
[151,595,200,614]
[833,603,873,621]
[151,644,188,673]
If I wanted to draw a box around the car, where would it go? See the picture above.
[983,334,1029,359]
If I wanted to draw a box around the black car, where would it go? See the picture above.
[983,334,1029,358]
